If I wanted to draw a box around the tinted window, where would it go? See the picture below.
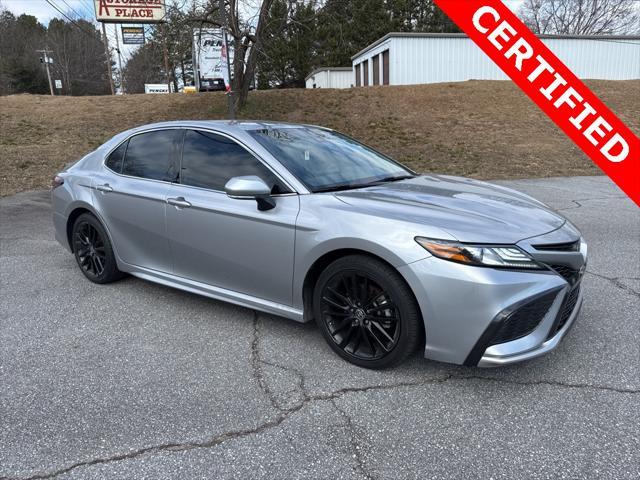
[181,130,288,193]
[105,140,128,173]
[122,130,181,181]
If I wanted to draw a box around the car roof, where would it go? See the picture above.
[122,120,324,135]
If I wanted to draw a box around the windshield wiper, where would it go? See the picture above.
[313,175,416,193]
[313,184,368,193]
[367,175,416,186]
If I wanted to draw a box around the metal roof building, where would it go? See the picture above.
[305,67,354,89]
[350,32,640,87]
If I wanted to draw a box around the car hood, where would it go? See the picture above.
[334,175,566,244]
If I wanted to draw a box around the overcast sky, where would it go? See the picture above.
[2,0,526,25]
[1,0,525,64]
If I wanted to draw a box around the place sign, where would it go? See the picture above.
[94,0,165,23]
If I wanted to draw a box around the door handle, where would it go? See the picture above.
[167,197,192,208]
[96,184,113,193]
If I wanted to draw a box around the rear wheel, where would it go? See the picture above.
[313,255,422,369]
[72,213,123,284]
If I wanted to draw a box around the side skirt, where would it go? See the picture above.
[123,264,306,322]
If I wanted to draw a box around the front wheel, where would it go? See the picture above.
[72,213,124,284]
[313,255,422,369]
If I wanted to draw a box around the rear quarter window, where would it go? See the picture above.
[105,140,128,173]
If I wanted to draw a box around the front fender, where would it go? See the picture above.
[291,235,431,313]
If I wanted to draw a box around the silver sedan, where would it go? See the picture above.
[51,121,587,368]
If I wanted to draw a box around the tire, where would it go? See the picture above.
[72,213,124,284]
[313,255,422,369]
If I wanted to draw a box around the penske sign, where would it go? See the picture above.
[94,0,165,23]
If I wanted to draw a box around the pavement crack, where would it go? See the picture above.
[7,415,296,480]
[331,399,376,480]
[250,311,286,413]
[586,270,640,297]
[6,373,636,479]
[259,359,309,400]
[451,374,639,394]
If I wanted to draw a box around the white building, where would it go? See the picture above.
[305,67,354,89]
[351,32,640,87]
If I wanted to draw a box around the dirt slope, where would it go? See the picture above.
[1,80,638,196]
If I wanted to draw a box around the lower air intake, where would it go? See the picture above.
[489,290,557,346]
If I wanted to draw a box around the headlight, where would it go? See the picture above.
[415,237,544,270]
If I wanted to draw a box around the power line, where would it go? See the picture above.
[44,0,99,39]
[80,0,96,17]
[58,0,86,20]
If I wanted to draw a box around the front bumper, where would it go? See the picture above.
[398,229,587,367]
[478,289,582,366]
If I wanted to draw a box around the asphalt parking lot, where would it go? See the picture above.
[1,176,638,479]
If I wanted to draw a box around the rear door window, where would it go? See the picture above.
[122,129,182,182]
[180,129,289,194]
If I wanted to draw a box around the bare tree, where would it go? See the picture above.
[519,0,640,35]
[191,0,276,108]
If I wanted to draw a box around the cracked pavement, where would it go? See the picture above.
[1,176,638,479]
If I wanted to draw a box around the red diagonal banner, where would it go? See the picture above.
[434,0,639,206]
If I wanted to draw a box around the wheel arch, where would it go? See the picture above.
[66,206,93,249]
[65,202,117,260]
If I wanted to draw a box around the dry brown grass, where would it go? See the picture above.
[1,80,638,196]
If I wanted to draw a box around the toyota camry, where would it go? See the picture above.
[51,121,587,368]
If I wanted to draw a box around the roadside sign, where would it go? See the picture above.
[144,83,170,94]
[94,0,166,23]
[54,79,62,89]
[121,26,145,45]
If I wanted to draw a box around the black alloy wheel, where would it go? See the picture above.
[72,213,123,284]
[321,272,400,360]
[74,221,106,277]
[313,255,422,369]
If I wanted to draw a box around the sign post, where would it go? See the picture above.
[94,2,165,95]
[101,22,115,95]
[114,23,125,93]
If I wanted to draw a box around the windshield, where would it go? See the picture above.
[247,126,415,192]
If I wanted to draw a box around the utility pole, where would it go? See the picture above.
[114,24,125,94]
[219,0,235,119]
[36,48,54,95]
[162,22,171,93]
[101,22,115,95]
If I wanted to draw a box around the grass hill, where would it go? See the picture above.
[1,80,638,196]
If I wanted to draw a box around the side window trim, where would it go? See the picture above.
[177,128,186,184]
[178,128,296,196]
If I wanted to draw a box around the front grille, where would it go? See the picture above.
[549,264,581,286]
[533,240,580,252]
[489,291,557,346]
[552,285,581,336]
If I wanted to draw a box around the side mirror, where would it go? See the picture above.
[224,176,275,211]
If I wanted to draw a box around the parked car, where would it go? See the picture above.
[51,121,587,368]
